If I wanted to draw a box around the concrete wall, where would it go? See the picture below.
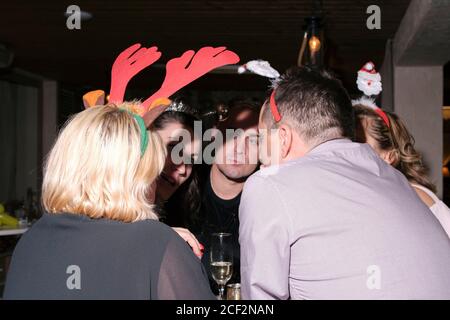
[381,0,450,198]
[41,80,58,160]
[394,66,443,197]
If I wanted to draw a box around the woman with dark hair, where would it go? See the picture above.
[151,101,205,256]
[354,100,450,238]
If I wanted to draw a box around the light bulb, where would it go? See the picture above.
[309,36,321,53]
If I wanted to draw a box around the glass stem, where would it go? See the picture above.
[218,284,225,300]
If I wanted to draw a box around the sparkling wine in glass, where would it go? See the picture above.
[210,232,233,300]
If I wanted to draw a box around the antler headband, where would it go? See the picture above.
[84,44,239,123]
[83,43,240,155]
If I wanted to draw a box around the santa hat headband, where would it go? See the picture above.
[236,59,282,123]
[354,62,390,128]
[352,96,390,128]
[359,61,377,74]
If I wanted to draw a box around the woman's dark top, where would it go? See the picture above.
[4,213,215,300]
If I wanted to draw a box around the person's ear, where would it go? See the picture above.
[278,124,293,159]
[380,149,397,166]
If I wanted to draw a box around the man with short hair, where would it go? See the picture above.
[197,100,260,286]
[239,67,450,299]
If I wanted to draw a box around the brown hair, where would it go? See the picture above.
[262,66,355,145]
[354,105,436,193]
[151,108,202,228]
[218,99,261,131]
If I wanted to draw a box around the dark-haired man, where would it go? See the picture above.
[196,101,260,287]
[239,67,450,299]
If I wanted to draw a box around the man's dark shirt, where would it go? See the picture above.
[195,168,241,290]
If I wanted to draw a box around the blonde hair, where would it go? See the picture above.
[354,105,436,193]
[42,104,166,222]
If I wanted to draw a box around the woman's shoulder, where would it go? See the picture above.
[36,212,179,243]
[411,184,437,208]
[131,218,179,238]
[135,220,199,262]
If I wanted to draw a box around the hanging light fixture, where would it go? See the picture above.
[297,0,325,67]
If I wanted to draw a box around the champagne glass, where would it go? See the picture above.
[226,283,241,300]
[210,232,233,300]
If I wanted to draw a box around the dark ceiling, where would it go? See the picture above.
[0,0,412,95]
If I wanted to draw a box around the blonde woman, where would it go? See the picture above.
[354,102,450,239]
[4,105,214,299]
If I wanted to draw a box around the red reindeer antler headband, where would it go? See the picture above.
[83,43,240,126]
